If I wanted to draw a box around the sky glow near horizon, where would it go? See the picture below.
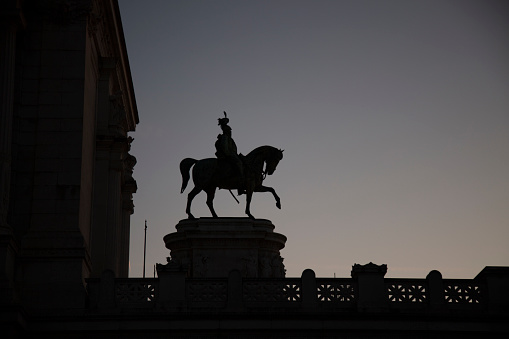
[119,0,509,279]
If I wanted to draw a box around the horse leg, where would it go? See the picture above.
[254,185,281,209]
[186,186,202,219]
[245,190,255,219]
[205,187,218,218]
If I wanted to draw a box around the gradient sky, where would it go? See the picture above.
[118,0,509,279]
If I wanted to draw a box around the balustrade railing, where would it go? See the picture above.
[243,278,302,307]
[316,278,356,303]
[115,278,158,307]
[443,279,484,305]
[187,278,228,309]
[385,278,428,303]
[87,267,505,314]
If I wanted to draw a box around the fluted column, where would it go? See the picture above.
[0,14,18,233]
[90,58,119,277]
[0,4,23,306]
[120,149,136,277]
[106,154,123,275]
[120,192,134,277]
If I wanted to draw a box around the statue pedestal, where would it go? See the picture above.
[162,218,287,278]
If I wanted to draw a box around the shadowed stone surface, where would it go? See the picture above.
[163,218,287,278]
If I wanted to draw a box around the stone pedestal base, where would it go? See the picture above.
[162,218,287,278]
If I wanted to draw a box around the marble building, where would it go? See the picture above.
[0,0,138,317]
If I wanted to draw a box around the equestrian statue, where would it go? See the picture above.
[180,112,284,219]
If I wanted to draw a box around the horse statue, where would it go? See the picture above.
[180,145,284,219]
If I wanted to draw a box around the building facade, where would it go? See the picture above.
[0,0,138,320]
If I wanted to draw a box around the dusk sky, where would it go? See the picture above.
[119,0,509,279]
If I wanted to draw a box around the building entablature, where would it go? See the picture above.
[88,0,138,134]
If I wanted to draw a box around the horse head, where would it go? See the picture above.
[265,148,284,176]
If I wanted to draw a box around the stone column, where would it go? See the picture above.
[0,4,23,306]
[90,57,123,277]
[91,137,129,277]
[120,195,133,277]
[120,151,136,277]
[90,139,112,277]
[106,152,123,274]
[0,9,20,233]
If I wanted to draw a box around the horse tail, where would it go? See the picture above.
[180,158,197,193]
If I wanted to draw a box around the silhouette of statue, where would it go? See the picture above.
[180,113,284,219]
[215,112,244,187]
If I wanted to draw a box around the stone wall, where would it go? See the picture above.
[0,0,138,313]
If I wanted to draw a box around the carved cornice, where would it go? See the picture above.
[89,0,138,132]
[87,0,113,58]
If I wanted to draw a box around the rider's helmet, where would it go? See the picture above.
[218,111,229,126]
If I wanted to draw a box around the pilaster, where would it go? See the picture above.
[0,1,24,308]
[351,262,388,311]
[120,150,136,277]
[0,3,23,234]
[90,56,136,277]
[91,136,128,277]
[156,260,188,311]
[105,148,123,274]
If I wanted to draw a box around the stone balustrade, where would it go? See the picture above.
[86,264,509,315]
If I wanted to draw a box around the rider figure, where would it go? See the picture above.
[215,112,244,189]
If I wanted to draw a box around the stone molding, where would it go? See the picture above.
[90,0,138,131]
